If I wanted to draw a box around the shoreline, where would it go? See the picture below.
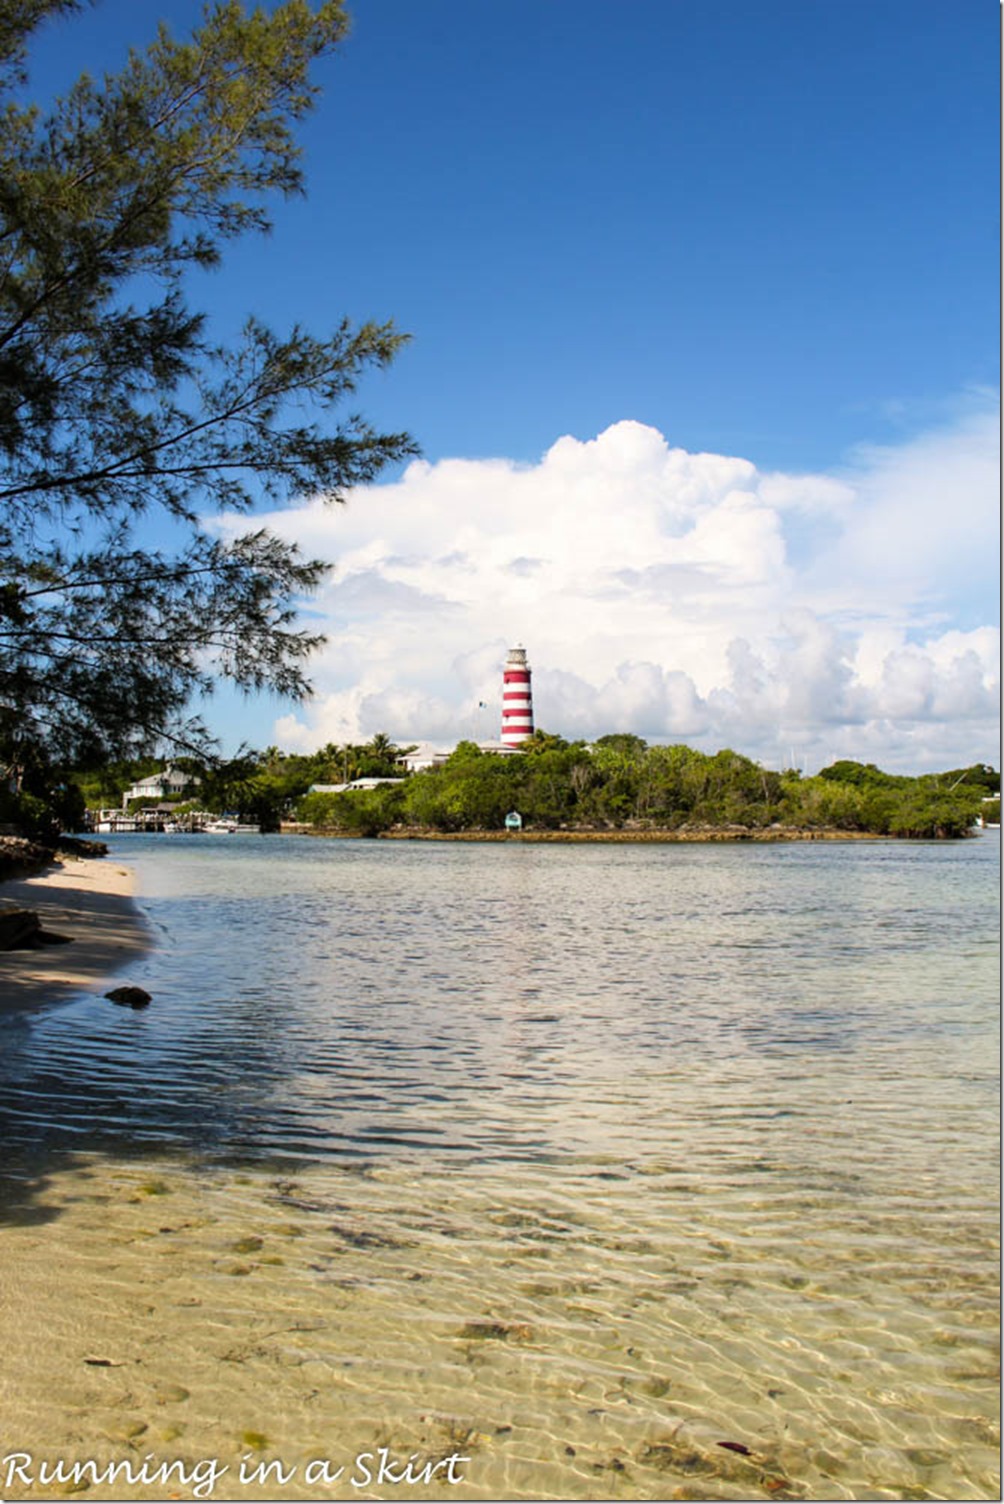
[0,855,151,1015]
[282,822,903,843]
[378,826,892,842]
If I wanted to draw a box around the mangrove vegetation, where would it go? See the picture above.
[64,735,999,841]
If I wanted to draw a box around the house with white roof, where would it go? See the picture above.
[122,766,199,808]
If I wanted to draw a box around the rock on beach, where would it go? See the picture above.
[0,852,149,1013]
[0,908,73,950]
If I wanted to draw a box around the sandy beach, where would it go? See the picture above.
[0,856,150,1013]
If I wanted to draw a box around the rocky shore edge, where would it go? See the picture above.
[0,832,109,881]
[282,822,893,842]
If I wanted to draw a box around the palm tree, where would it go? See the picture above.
[366,731,396,758]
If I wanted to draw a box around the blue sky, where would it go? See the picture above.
[30,1,1000,770]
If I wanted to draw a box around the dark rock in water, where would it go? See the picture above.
[106,985,152,1009]
[0,908,71,949]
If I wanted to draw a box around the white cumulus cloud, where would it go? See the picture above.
[229,402,999,773]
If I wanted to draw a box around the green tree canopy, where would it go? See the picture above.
[288,741,991,841]
[818,760,906,788]
[0,0,415,789]
[591,732,647,757]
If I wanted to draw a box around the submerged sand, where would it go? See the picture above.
[0,856,150,1013]
[0,1149,997,1502]
[0,843,997,1500]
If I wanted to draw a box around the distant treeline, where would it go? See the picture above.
[295,735,997,840]
[56,734,998,842]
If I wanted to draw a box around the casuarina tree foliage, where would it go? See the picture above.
[0,0,415,796]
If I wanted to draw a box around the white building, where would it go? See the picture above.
[122,766,199,808]
[396,741,526,773]
[308,777,406,794]
[397,746,452,773]
[476,740,525,757]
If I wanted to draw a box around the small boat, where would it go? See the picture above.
[203,819,260,834]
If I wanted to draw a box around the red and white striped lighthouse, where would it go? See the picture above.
[500,645,534,746]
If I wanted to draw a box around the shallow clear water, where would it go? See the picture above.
[0,834,998,1500]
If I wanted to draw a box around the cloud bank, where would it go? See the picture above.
[239,401,999,773]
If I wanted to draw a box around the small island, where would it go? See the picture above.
[44,733,1000,845]
[293,738,998,841]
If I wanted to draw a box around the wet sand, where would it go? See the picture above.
[0,857,150,1013]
